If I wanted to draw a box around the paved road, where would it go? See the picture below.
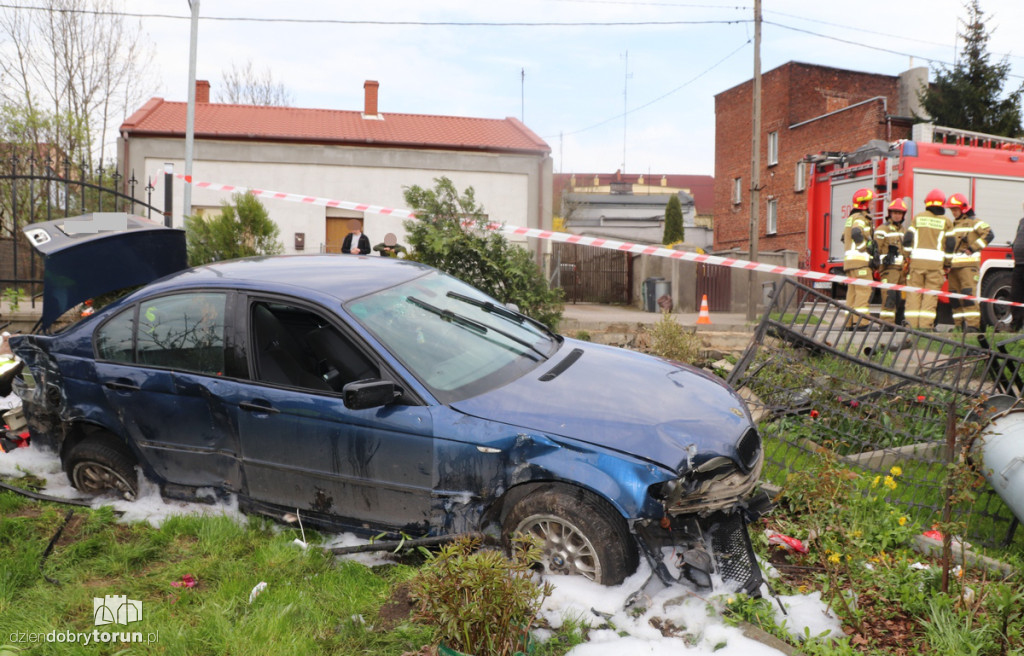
[559,303,754,333]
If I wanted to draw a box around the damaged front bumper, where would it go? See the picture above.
[633,489,773,599]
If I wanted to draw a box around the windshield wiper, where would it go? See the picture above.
[406,296,546,360]
[445,291,558,341]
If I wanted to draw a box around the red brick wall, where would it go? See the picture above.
[714,62,911,263]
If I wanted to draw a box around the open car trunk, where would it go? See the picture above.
[23,213,187,330]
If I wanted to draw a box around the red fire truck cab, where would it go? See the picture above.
[805,124,1024,326]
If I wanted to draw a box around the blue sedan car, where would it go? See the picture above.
[12,215,767,593]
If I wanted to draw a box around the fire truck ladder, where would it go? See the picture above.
[869,157,897,223]
[926,124,1024,150]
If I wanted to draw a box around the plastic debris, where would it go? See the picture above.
[171,574,197,588]
[765,530,809,554]
[249,581,268,604]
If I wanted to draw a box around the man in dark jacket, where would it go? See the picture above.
[341,220,371,255]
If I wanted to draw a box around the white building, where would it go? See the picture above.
[118,80,552,257]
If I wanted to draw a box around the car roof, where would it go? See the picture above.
[141,254,434,302]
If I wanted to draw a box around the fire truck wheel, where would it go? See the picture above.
[981,270,1013,327]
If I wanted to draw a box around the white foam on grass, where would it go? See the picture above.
[2,443,845,652]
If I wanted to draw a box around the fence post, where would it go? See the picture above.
[163,163,173,227]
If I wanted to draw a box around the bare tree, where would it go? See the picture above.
[217,59,293,107]
[0,0,155,167]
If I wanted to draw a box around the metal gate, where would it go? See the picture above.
[1,154,164,309]
[696,262,731,312]
[552,242,632,304]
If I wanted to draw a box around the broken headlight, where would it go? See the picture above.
[652,428,763,515]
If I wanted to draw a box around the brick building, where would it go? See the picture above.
[713,61,925,263]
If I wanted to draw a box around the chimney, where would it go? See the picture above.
[196,80,210,104]
[363,80,379,117]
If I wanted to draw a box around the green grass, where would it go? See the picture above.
[0,495,435,655]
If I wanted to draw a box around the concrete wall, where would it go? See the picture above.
[119,136,552,255]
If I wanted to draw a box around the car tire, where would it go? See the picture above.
[981,270,1013,327]
[66,438,138,501]
[502,487,638,585]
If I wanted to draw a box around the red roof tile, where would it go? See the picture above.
[121,99,550,155]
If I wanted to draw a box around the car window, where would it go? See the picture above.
[248,300,378,392]
[346,271,559,404]
[95,306,135,363]
[134,293,228,375]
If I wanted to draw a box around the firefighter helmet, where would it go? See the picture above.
[924,189,946,207]
[945,192,971,212]
[887,198,908,214]
[852,188,873,209]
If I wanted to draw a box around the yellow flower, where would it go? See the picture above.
[851,529,862,538]
[872,475,881,488]
[898,516,907,526]
[884,476,898,490]
[828,552,841,565]
[890,466,903,477]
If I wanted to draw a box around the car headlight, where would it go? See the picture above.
[652,428,764,516]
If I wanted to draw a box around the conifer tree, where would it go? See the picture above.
[919,0,1023,137]
[662,194,685,246]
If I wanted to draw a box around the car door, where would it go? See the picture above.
[227,297,435,530]
[93,291,242,489]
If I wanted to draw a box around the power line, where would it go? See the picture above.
[549,38,751,138]
[0,3,749,26]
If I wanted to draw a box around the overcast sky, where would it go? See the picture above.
[121,1,1024,176]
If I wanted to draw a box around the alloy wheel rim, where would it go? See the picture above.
[72,462,136,501]
[515,513,602,581]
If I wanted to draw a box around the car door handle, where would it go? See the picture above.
[239,400,280,415]
[104,380,140,392]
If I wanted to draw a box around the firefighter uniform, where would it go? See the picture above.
[843,208,874,328]
[947,205,992,330]
[874,217,907,324]
[904,197,955,330]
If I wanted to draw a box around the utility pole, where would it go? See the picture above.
[746,0,762,322]
[622,50,630,173]
[183,0,200,226]
[521,68,525,123]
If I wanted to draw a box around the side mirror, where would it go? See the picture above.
[343,379,400,410]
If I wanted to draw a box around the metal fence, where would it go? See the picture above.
[728,278,1022,549]
[1,153,164,308]
[551,242,633,304]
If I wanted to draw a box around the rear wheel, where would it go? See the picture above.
[502,487,638,585]
[981,270,1013,327]
[66,438,138,500]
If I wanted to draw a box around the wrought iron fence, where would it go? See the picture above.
[728,278,1022,549]
[0,153,164,309]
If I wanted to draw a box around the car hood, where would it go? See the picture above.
[449,339,754,473]
[22,214,187,329]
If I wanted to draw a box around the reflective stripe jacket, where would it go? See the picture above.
[950,215,992,267]
[874,220,906,267]
[842,210,872,271]
[905,210,954,271]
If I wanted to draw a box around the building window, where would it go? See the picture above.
[794,161,807,192]
[767,131,779,166]
[732,177,742,205]
[767,198,778,235]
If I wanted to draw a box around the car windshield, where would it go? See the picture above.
[346,272,560,403]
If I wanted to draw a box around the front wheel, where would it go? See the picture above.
[980,270,1013,327]
[66,438,138,501]
[502,487,638,585]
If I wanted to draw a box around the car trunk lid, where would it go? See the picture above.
[22,213,187,329]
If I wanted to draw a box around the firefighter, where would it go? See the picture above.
[946,193,993,332]
[842,188,875,329]
[903,189,955,330]
[875,198,909,325]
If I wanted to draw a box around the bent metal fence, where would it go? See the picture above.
[728,278,1023,549]
[0,154,164,310]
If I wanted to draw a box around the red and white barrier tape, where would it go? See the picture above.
[173,174,1023,309]
[172,173,418,218]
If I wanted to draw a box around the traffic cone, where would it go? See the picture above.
[697,295,712,325]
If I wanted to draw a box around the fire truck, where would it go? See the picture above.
[805,124,1024,326]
